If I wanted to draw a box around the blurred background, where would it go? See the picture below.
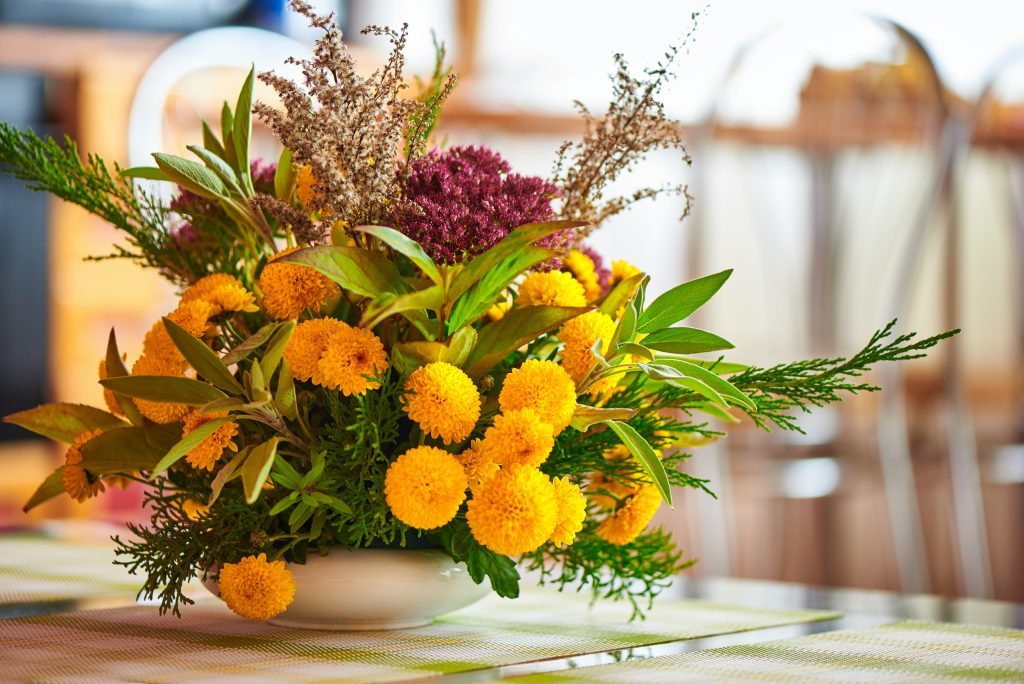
[0,0,1020,603]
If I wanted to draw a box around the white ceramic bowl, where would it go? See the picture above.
[204,548,490,630]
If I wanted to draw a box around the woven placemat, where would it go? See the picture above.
[0,588,838,682]
[506,620,1024,683]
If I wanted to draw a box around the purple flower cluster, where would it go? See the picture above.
[393,145,563,264]
[250,157,277,187]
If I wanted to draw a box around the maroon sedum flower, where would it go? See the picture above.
[393,145,565,264]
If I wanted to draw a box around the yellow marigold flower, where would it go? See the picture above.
[498,359,577,435]
[182,499,209,519]
[402,362,481,444]
[467,465,558,555]
[131,351,190,424]
[597,484,662,545]
[98,358,124,417]
[63,429,105,503]
[588,444,635,509]
[285,317,348,382]
[181,410,239,471]
[258,247,340,320]
[316,325,388,395]
[295,164,318,207]
[384,446,467,530]
[564,250,602,302]
[457,440,499,491]
[486,300,511,321]
[550,476,587,547]
[218,553,296,621]
[477,408,554,469]
[182,273,258,314]
[517,270,587,308]
[610,259,642,286]
[141,299,216,364]
[558,310,616,385]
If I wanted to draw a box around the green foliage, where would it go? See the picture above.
[3,403,127,444]
[404,33,457,159]
[432,518,520,598]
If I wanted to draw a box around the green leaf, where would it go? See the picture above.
[637,269,732,334]
[276,245,407,299]
[23,468,65,512]
[79,425,181,474]
[199,396,267,414]
[463,305,590,379]
[105,329,144,425]
[641,327,735,354]
[149,417,232,478]
[208,446,250,505]
[690,401,740,423]
[152,152,226,200]
[448,221,585,302]
[100,376,227,406]
[249,359,266,394]
[569,404,638,431]
[274,147,294,200]
[187,145,245,197]
[613,342,653,361]
[669,357,749,375]
[220,101,234,158]
[274,359,298,420]
[447,245,556,332]
[271,457,302,489]
[445,326,477,367]
[120,166,168,181]
[162,317,245,395]
[603,420,672,507]
[288,501,315,532]
[242,437,278,504]
[221,323,282,366]
[260,320,296,380]
[201,121,226,159]
[651,358,756,411]
[4,403,128,443]
[361,285,443,329]
[269,491,300,516]
[233,66,255,186]
[599,271,645,317]
[355,225,443,285]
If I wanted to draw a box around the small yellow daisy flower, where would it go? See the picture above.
[384,446,468,530]
[466,465,558,555]
[477,408,555,469]
[457,440,500,491]
[498,359,577,435]
[284,317,348,382]
[258,247,340,320]
[609,259,642,287]
[558,310,616,386]
[564,250,602,302]
[182,273,258,314]
[218,553,296,621]
[316,326,388,396]
[517,270,587,308]
[597,484,662,545]
[63,429,105,503]
[549,476,587,546]
[181,410,239,471]
[402,362,481,445]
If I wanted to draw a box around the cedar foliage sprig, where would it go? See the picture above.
[731,321,960,432]
[0,124,187,280]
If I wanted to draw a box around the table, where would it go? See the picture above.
[0,525,1021,682]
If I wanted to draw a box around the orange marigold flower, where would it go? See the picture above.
[597,484,662,545]
[182,273,258,314]
[131,351,190,424]
[558,310,616,386]
[285,317,348,382]
[316,325,388,395]
[181,410,239,471]
[477,408,554,469]
[564,250,602,302]
[457,440,499,491]
[549,476,587,546]
[63,429,105,503]
[517,270,587,308]
[466,465,557,555]
[218,553,296,621]
[588,444,636,509]
[402,362,481,444]
[384,446,467,529]
[294,165,319,207]
[498,359,577,435]
[258,247,340,319]
[141,299,216,364]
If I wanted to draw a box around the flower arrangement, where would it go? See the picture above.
[0,1,954,621]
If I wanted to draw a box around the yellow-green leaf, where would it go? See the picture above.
[162,317,244,395]
[603,420,673,507]
[4,403,128,443]
[100,376,227,406]
[149,418,232,479]
[23,468,65,512]
[242,437,279,504]
[464,305,590,379]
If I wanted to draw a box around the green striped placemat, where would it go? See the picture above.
[506,620,1024,683]
[0,588,838,682]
